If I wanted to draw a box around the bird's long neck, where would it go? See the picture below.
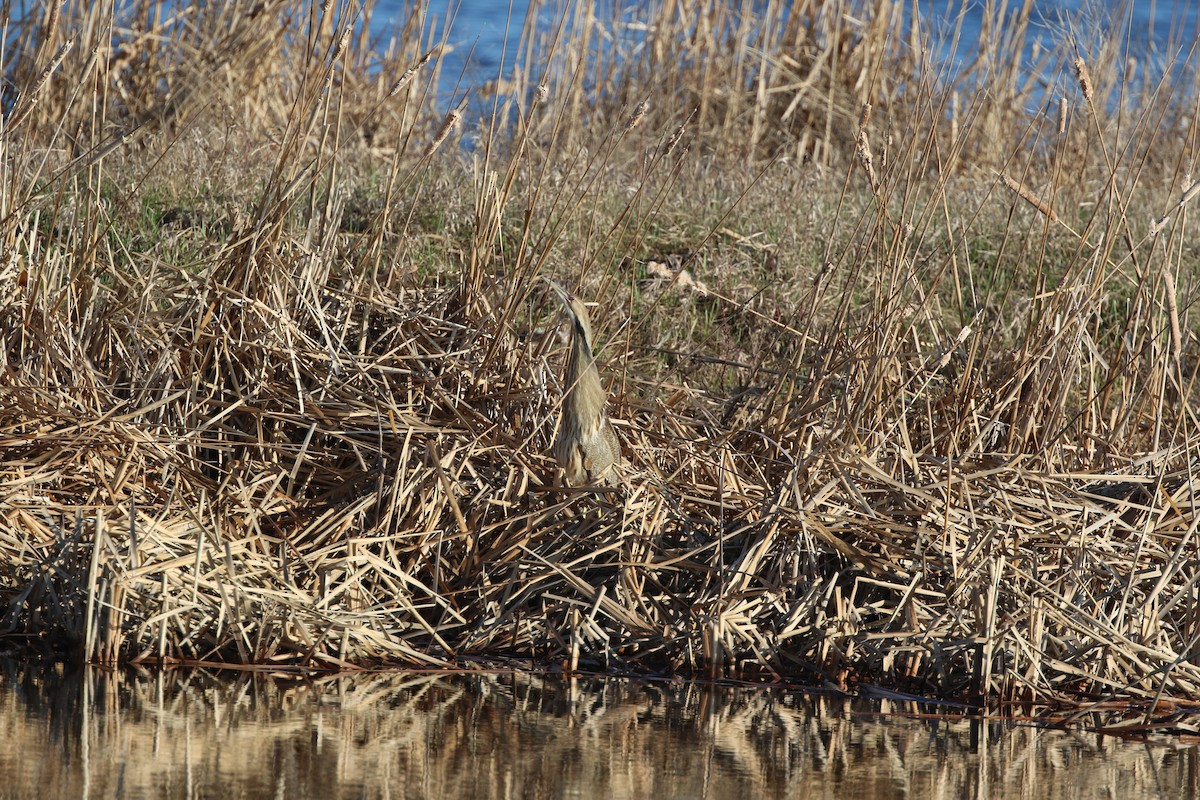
[565,324,605,431]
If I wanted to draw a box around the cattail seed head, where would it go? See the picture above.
[387,48,438,97]
[423,103,464,158]
[388,67,417,97]
[1001,172,1059,222]
[623,100,648,134]
[44,2,60,43]
[331,25,353,63]
[1073,57,1093,103]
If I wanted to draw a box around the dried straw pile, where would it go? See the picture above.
[3,243,1197,703]
[1,0,1199,708]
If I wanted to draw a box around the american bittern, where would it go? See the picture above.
[549,282,621,486]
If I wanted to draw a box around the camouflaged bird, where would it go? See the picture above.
[549,282,622,486]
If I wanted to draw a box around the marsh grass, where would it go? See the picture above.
[2,0,1200,716]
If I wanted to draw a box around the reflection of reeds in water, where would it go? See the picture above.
[0,666,1196,800]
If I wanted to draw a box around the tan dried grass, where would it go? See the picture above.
[0,0,1198,714]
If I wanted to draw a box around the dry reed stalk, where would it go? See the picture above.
[4,39,73,133]
[1161,268,1183,364]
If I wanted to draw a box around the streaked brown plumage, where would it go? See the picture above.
[549,282,621,486]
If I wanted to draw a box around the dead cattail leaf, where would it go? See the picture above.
[1162,268,1183,364]
[928,325,973,371]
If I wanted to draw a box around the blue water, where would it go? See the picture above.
[369,0,1199,95]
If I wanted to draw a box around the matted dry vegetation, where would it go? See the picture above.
[2,0,1200,715]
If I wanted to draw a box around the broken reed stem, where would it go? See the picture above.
[664,121,686,155]
[1150,176,1200,235]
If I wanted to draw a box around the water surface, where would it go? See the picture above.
[1,663,1195,799]
[372,0,1200,94]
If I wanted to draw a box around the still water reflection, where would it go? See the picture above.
[0,662,1194,800]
